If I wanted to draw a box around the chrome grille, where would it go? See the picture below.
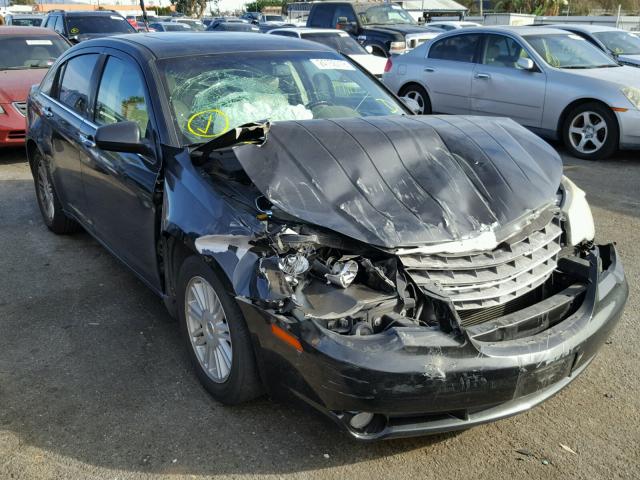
[401,218,562,311]
[13,102,27,117]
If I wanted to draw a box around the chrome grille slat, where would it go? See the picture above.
[401,218,562,312]
[401,222,562,270]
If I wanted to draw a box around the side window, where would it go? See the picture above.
[429,34,481,63]
[482,34,530,68]
[54,16,64,34]
[308,5,335,27]
[332,5,356,26]
[40,66,57,95]
[43,16,52,28]
[58,54,99,116]
[95,56,150,137]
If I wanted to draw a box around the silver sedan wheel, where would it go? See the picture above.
[568,111,608,155]
[185,276,233,383]
[403,90,426,114]
[37,161,55,222]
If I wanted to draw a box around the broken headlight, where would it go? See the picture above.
[560,176,595,246]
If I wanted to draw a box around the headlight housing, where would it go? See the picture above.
[0,105,5,115]
[560,176,595,246]
[622,86,640,109]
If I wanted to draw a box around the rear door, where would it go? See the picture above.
[79,51,162,290]
[470,34,547,128]
[43,53,100,224]
[423,33,481,114]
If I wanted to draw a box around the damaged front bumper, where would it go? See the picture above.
[237,244,627,440]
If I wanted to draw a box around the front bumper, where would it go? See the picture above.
[238,244,627,440]
[616,107,640,150]
[0,103,27,146]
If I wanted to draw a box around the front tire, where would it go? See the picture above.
[398,83,432,115]
[562,102,618,160]
[33,150,81,234]
[177,256,263,404]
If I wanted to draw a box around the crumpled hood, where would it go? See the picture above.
[232,115,563,249]
[0,69,47,104]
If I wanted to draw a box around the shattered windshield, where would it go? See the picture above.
[159,51,405,145]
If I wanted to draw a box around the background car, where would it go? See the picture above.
[149,21,192,32]
[41,10,136,43]
[269,27,387,76]
[4,14,44,27]
[240,11,261,24]
[306,2,443,56]
[206,19,259,32]
[0,27,69,147]
[171,18,205,31]
[544,24,640,67]
[426,20,481,31]
[383,26,640,160]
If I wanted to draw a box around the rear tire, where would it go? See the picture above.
[398,83,432,115]
[562,102,618,160]
[33,150,81,234]
[177,256,263,404]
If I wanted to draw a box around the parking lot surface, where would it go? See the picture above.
[0,146,638,480]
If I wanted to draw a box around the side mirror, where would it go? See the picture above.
[401,96,422,114]
[336,18,357,34]
[365,45,373,54]
[95,121,152,155]
[517,57,535,71]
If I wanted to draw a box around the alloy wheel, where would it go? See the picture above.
[403,90,425,114]
[37,161,55,222]
[185,276,233,383]
[568,111,608,155]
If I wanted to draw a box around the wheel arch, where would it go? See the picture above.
[25,139,40,176]
[557,98,620,139]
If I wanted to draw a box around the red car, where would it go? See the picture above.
[0,27,69,147]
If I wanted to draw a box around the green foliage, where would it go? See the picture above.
[244,0,285,13]
[171,0,208,18]
[10,0,36,5]
[492,0,640,14]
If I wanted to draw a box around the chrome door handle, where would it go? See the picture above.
[43,107,54,118]
[424,67,435,72]
[79,133,96,148]
[474,73,491,79]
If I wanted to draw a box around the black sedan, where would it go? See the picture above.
[25,33,628,440]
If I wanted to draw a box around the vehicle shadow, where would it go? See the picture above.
[0,176,454,476]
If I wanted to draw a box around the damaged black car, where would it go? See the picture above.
[26,33,628,440]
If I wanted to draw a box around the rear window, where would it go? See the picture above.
[11,17,43,27]
[0,36,69,70]
[66,15,136,34]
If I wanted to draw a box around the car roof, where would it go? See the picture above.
[8,14,43,18]
[544,24,623,33]
[270,27,349,36]
[455,25,571,36]
[55,10,124,16]
[0,26,57,36]
[81,32,334,59]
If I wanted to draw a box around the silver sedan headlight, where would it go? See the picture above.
[560,176,595,246]
[622,87,640,109]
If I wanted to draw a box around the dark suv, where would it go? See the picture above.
[42,10,136,43]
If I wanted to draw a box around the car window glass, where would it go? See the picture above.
[54,16,64,34]
[58,54,99,116]
[429,34,481,62]
[332,5,356,26]
[95,56,150,137]
[482,35,530,68]
[308,5,334,27]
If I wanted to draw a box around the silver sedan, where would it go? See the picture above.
[383,26,640,160]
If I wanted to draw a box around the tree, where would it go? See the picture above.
[171,0,207,18]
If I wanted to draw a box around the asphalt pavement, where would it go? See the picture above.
[0,145,638,480]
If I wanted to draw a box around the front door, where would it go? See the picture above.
[470,34,547,128]
[79,52,162,291]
